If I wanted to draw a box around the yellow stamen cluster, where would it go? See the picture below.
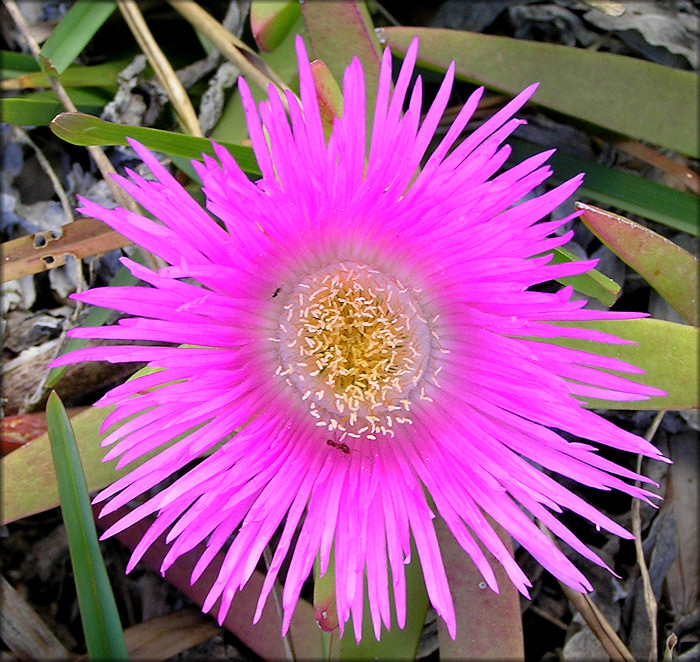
[275,262,435,439]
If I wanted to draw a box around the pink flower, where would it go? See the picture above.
[52,36,665,641]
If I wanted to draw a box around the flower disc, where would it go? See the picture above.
[276,261,435,440]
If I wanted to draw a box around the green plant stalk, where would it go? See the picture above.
[46,392,128,660]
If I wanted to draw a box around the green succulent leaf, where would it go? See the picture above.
[383,26,699,158]
[310,59,344,140]
[212,14,304,144]
[1,367,169,525]
[578,203,699,325]
[556,318,699,410]
[249,0,301,52]
[549,246,620,307]
[509,139,698,235]
[2,404,117,525]
[301,0,382,139]
[338,537,429,660]
[46,391,127,660]
[435,517,524,659]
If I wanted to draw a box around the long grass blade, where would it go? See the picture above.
[50,111,260,175]
[40,1,117,75]
[46,391,128,660]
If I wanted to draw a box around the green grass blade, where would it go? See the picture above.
[51,112,261,175]
[1,88,113,126]
[40,1,117,75]
[1,50,41,76]
[509,138,699,235]
[2,59,129,90]
[46,391,128,660]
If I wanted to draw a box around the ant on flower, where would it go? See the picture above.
[326,439,372,461]
[326,439,351,455]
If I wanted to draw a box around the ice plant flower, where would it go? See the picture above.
[52,36,665,641]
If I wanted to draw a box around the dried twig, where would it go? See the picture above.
[117,0,203,137]
[614,140,699,195]
[3,0,138,214]
[538,523,636,662]
[9,127,86,298]
[2,217,130,284]
[262,546,296,661]
[166,0,296,108]
[561,584,636,662]
[0,575,72,660]
[632,410,666,662]
[11,126,74,226]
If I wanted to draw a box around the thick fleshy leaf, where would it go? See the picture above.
[98,504,325,659]
[1,367,169,525]
[382,26,699,158]
[314,538,429,659]
[1,403,117,525]
[46,392,128,660]
[249,0,300,52]
[435,517,524,659]
[550,246,620,307]
[577,203,699,326]
[1,412,62,456]
[338,538,429,660]
[310,59,344,139]
[510,139,699,235]
[555,319,698,410]
[50,112,260,175]
[301,0,382,124]
[211,14,304,144]
[313,551,340,633]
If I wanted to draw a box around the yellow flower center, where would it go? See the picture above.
[275,262,437,440]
